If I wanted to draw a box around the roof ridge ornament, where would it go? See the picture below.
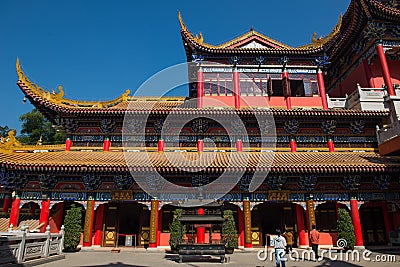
[16,58,131,109]
[299,14,343,49]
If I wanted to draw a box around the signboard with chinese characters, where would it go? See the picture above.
[111,190,133,201]
[268,191,289,201]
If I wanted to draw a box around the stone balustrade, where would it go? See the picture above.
[0,225,64,265]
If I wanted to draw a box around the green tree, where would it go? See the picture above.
[63,204,83,251]
[18,109,65,145]
[0,125,10,137]
[337,208,355,250]
[169,209,186,251]
[222,210,238,249]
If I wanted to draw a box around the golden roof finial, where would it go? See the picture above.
[178,11,187,32]
[0,130,22,152]
[299,14,343,49]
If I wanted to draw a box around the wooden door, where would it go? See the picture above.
[360,206,387,245]
[102,205,119,247]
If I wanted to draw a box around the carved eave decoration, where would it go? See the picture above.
[299,14,343,49]
[16,58,131,109]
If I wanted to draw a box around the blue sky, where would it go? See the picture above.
[0,0,350,131]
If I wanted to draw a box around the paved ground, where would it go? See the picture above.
[37,247,400,267]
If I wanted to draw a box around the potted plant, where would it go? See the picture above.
[337,208,355,250]
[222,210,237,254]
[63,204,82,252]
[169,209,186,253]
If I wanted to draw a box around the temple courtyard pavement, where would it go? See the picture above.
[34,247,400,267]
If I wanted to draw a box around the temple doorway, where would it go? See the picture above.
[102,202,149,247]
[252,203,297,246]
[360,203,387,245]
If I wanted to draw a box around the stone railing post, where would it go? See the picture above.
[17,226,28,263]
[44,225,51,257]
[59,225,65,254]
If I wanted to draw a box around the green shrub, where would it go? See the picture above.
[169,209,186,250]
[64,204,82,251]
[222,210,238,249]
[337,208,355,249]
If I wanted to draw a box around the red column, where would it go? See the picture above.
[381,202,392,244]
[197,139,204,152]
[2,195,11,213]
[103,138,110,152]
[376,43,395,96]
[65,138,72,151]
[327,138,335,152]
[9,196,21,228]
[243,200,252,248]
[290,138,297,152]
[197,67,204,108]
[149,200,160,248]
[158,139,164,152]
[83,199,95,247]
[238,207,244,247]
[236,139,243,152]
[197,207,205,244]
[93,204,104,246]
[157,209,162,247]
[282,70,292,110]
[296,204,307,248]
[362,59,376,88]
[39,198,51,233]
[350,199,364,248]
[317,69,329,110]
[233,67,241,109]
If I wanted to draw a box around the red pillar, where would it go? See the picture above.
[9,196,21,228]
[197,208,205,244]
[83,199,95,247]
[296,204,307,248]
[243,200,252,248]
[157,209,162,247]
[158,139,164,152]
[236,139,243,152]
[350,199,364,248]
[197,139,204,152]
[39,198,51,233]
[317,69,329,110]
[282,70,292,110]
[238,207,244,247]
[290,138,297,152]
[376,43,395,96]
[362,59,376,88]
[93,204,104,246]
[381,202,393,244]
[103,138,110,152]
[233,67,241,109]
[2,195,11,213]
[65,138,72,151]
[327,138,335,152]
[197,67,204,108]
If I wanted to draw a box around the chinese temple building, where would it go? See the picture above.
[2,0,400,250]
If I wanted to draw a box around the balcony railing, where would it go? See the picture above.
[377,120,400,145]
[345,84,388,111]
[327,95,346,109]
